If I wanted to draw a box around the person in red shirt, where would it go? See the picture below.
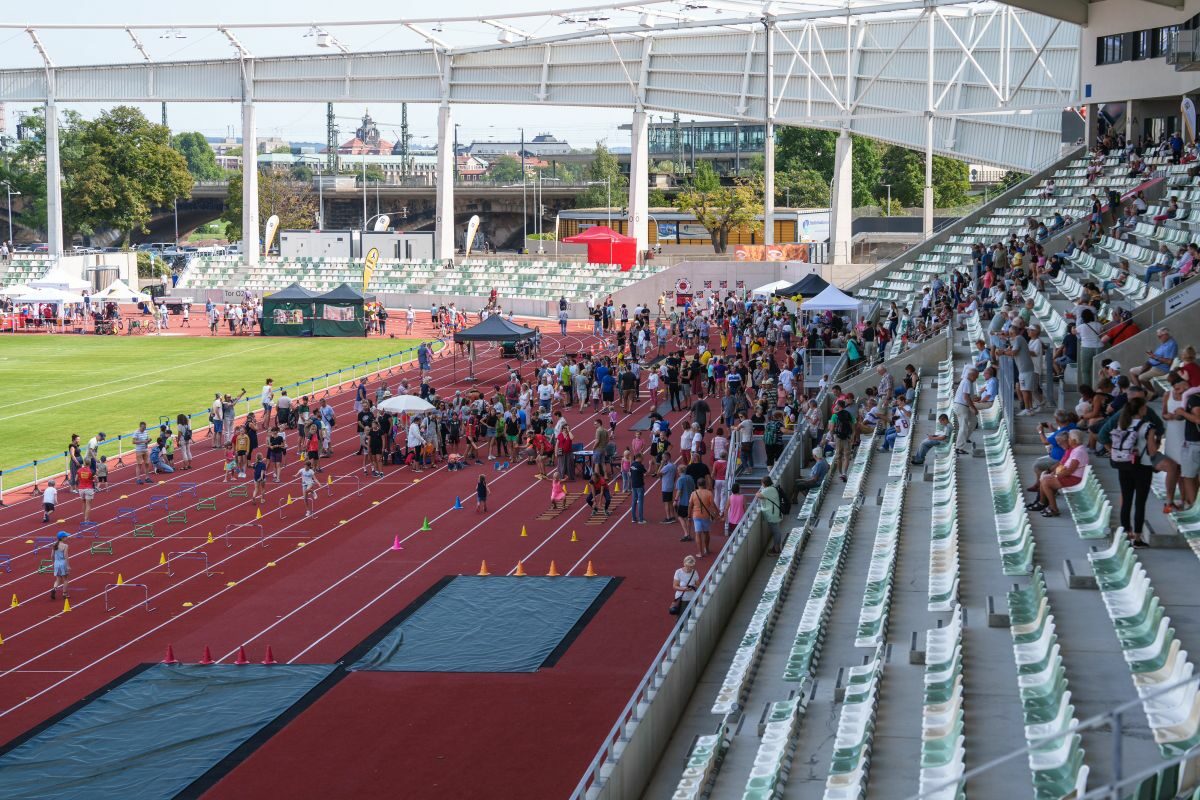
[76,463,95,523]
[531,431,552,477]
[305,424,321,473]
[585,473,611,515]
[1178,345,1200,388]
[1101,310,1141,347]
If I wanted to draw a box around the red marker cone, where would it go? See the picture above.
[261,646,278,665]
[198,646,214,665]
[162,644,179,665]
[391,535,404,551]
[234,645,250,665]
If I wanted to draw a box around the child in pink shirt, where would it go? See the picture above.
[550,477,567,509]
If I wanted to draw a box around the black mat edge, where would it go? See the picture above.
[176,664,344,800]
[540,576,621,669]
[0,662,156,756]
[339,575,456,667]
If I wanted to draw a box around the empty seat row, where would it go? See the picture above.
[741,691,809,800]
[928,452,960,612]
[843,432,877,500]
[823,648,884,800]
[918,605,965,800]
[981,409,1037,576]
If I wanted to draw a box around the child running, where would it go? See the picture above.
[42,479,57,524]
[49,531,69,600]
[298,459,318,518]
[268,426,286,483]
[549,476,567,509]
[223,446,237,482]
[475,474,489,513]
[252,453,268,505]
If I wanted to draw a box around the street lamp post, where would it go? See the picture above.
[881,183,892,216]
[173,197,179,244]
[3,182,19,246]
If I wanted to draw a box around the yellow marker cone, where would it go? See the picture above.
[226,581,237,588]
[372,500,380,506]
[327,475,333,486]
[286,494,293,505]
[613,480,621,493]
[296,542,306,547]
[62,598,71,613]
[116,573,124,586]
[514,561,527,577]
[207,531,214,544]
[570,530,579,542]
[0,633,4,645]
[10,594,18,609]
[266,561,277,567]
[585,561,598,577]
[159,552,167,566]
[255,507,263,520]
[547,561,560,577]
[477,560,491,576]
[520,525,528,538]
[119,494,128,499]
[182,602,194,607]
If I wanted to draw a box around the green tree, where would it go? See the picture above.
[675,161,763,253]
[222,170,318,243]
[773,128,880,206]
[272,144,292,154]
[171,132,223,181]
[931,155,970,207]
[879,146,925,207]
[573,141,628,208]
[851,137,883,207]
[648,188,671,207]
[290,163,314,182]
[488,154,525,183]
[7,106,192,244]
[776,168,829,208]
[998,170,1028,191]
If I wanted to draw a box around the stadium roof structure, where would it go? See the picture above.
[0,1,1078,171]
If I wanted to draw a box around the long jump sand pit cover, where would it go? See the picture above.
[350,575,616,673]
[0,663,336,800]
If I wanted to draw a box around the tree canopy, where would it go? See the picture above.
[4,106,193,243]
[171,132,224,181]
[573,141,628,208]
[221,170,318,243]
[674,161,762,253]
[879,146,971,207]
[487,154,525,183]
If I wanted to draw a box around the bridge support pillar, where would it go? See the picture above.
[241,100,259,268]
[828,130,853,266]
[435,104,455,260]
[45,101,64,258]
[628,109,649,258]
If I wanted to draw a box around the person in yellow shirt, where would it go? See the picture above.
[699,350,712,366]
[234,426,250,478]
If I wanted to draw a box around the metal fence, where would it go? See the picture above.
[0,341,439,505]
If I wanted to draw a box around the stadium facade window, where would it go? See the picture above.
[1097,34,1126,65]
[1133,30,1151,60]
[1096,15,1200,66]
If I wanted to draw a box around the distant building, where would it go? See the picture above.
[338,110,394,156]
[466,133,571,158]
[456,154,490,181]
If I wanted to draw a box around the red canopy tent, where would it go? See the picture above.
[561,225,637,271]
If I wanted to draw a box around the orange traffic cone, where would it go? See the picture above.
[478,560,491,576]
[234,645,250,665]
[547,561,560,577]
[584,561,598,577]
[514,561,527,577]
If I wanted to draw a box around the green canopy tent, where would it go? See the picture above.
[312,283,371,337]
[261,283,317,336]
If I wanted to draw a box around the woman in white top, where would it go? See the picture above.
[671,555,700,613]
[680,425,695,454]
[1161,374,1194,511]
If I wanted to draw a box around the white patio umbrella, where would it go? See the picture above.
[93,279,152,303]
[377,395,435,415]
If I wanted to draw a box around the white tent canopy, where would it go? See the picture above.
[751,279,792,298]
[93,279,151,303]
[11,286,84,305]
[377,395,435,415]
[30,267,90,292]
[0,284,32,298]
[802,284,861,312]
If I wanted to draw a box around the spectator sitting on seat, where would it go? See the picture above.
[1026,410,1078,497]
[1102,259,1131,299]
[1101,308,1140,347]
[792,447,830,502]
[1132,191,1149,214]
[1145,245,1174,285]
[1130,327,1179,396]
[1110,206,1137,238]
[1053,323,1078,380]
[911,413,952,466]
[1166,243,1200,288]
[975,366,1000,406]
[973,339,992,372]
[1048,210,1066,232]
[1027,428,1088,517]
[1153,197,1180,223]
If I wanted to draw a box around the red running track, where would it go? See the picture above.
[0,319,734,799]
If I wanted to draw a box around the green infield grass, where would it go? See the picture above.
[0,335,426,482]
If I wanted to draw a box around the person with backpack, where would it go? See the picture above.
[831,400,855,481]
[688,476,721,559]
[757,476,787,555]
[1110,396,1158,548]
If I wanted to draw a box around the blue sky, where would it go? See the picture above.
[1,1,646,149]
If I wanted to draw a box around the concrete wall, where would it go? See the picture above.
[1080,0,1200,107]
[55,253,136,286]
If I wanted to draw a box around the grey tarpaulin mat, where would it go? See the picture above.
[0,663,335,800]
[350,575,615,673]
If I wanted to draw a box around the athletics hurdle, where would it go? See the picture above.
[228,485,250,498]
[32,536,53,557]
[115,507,138,524]
[148,495,170,514]
[165,551,213,577]
[196,497,217,511]
[132,524,155,539]
[104,582,154,612]
[166,510,188,524]
[76,521,100,539]
[90,541,113,555]
[0,555,9,572]
[221,522,265,548]
[327,474,363,498]
[176,482,199,499]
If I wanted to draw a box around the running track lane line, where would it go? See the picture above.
[0,332,585,623]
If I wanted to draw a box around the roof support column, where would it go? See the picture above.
[923,6,935,239]
[828,130,853,266]
[628,108,649,258]
[241,99,259,268]
[435,102,455,260]
[763,15,777,245]
[44,99,63,258]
